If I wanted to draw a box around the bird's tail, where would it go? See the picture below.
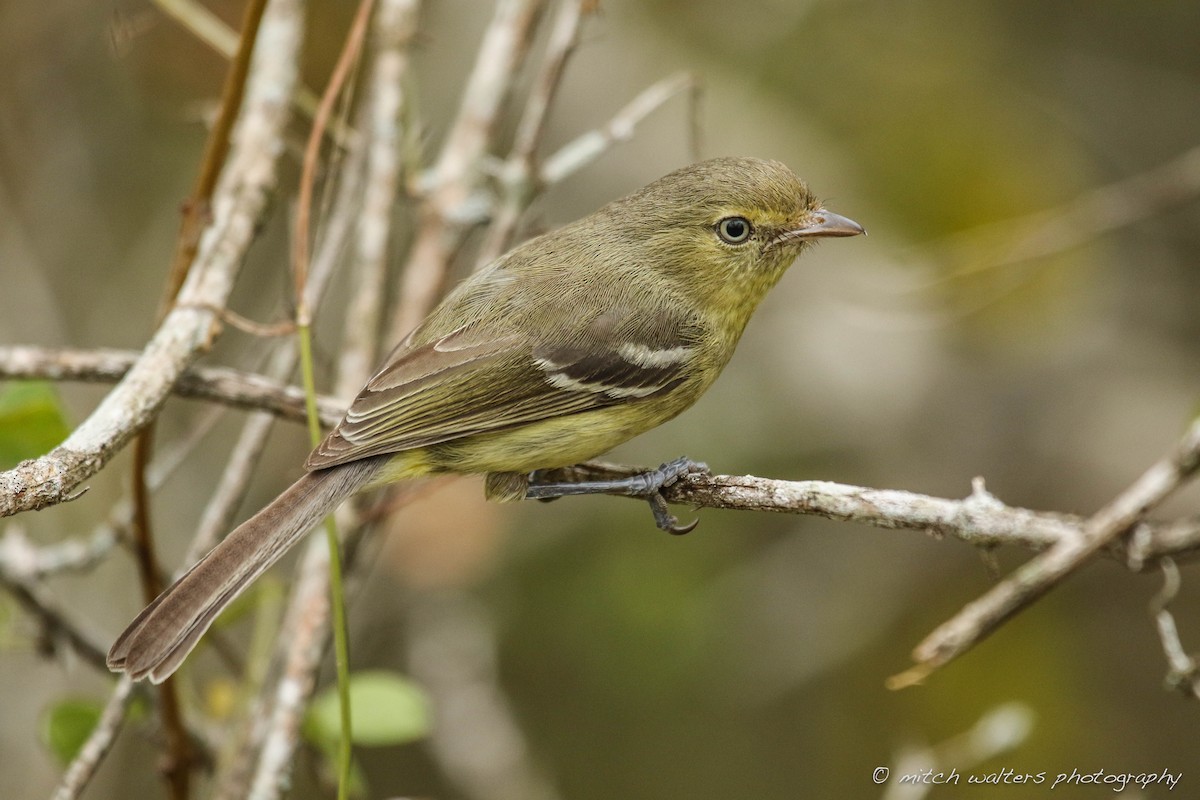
[107,457,387,683]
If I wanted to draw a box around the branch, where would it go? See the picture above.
[0,345,343,427]
[534,463,1197,562]
[0,0,300,518]
[389,0,547,343]
[51,677,139,800]
[232,4,423,795]
[539,71,696,186]
[1150,559,1200,700]
[6,340,1196,566]
[0,545,110,671]
[893,416,1200,687]
[473,0,588,267]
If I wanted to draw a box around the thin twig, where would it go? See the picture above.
[210,92,379,800]
[50,677,140,800]
[0,0,300,518]
[183,350,305,566]
[389,0,548,342]
[542,462,1200,564]
[0,345,343,427]
[342,0,420,381]
[151,0,356,148]
[293,0,377,324]
[474,0,588,267]
[0,523,117,580]
[0,555,110,671]
[539,71,696,186]
[292,4,380,797]
[893,416,1200,688]
[1150,559,1200,699]
[241,3,419,796]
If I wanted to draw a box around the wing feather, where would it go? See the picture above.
[306,306,700,470]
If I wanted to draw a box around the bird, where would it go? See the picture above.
[107,156,864,683]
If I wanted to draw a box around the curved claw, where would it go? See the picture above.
[648,493,699,535]
[666,514,700,536]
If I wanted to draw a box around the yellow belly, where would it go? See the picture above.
[370,399,687,488]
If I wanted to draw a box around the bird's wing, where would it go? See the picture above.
[306,306,699,470]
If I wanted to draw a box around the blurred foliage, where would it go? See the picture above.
[39,697,103,767]
[0,382,71,468]
[305,670,431,748]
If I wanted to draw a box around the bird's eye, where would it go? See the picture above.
[716,216,752,244]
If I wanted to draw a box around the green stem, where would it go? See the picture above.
[297,321,353,800]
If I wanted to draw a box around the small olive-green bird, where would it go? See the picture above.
[107,156,863,682]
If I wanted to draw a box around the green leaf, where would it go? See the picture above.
[0,382,70,468]
[305,671,431,748]
[40,698,103,766]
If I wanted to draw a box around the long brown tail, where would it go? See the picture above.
[107,457,387,683]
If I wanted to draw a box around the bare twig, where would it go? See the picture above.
[342,0,420,381]
[534,462,1200,564]
[389,0,548,342]
[0,523,117,580]
[51,677,140,800]
[151,0,356,148]
[183,347,309,567]
[234,4,422,795]
[209,96,380,800]
[0,548,110,671]
[539,71,696,186]
[474,0,589,267]
[0,345,343,427]
[0,0,300,518]
[893,416,1200,688]
[1150,559,1200,700]
[293,0,377,321]
[246,530,338,800]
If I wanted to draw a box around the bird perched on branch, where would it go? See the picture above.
[108,156,864,683]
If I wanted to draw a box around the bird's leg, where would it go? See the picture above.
[525,457,708,534]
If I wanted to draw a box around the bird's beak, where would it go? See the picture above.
[773,208,865,246]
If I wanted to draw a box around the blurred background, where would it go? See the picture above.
[2,0,1199,797]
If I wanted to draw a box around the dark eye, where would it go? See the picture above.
[716,216,752,244]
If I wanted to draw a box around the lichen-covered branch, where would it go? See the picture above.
[0,345,343,427]
[539,461,1200,564]
[0,0,300,518]
[893,415,1200,687]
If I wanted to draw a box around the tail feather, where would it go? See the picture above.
[107,457,386,683]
